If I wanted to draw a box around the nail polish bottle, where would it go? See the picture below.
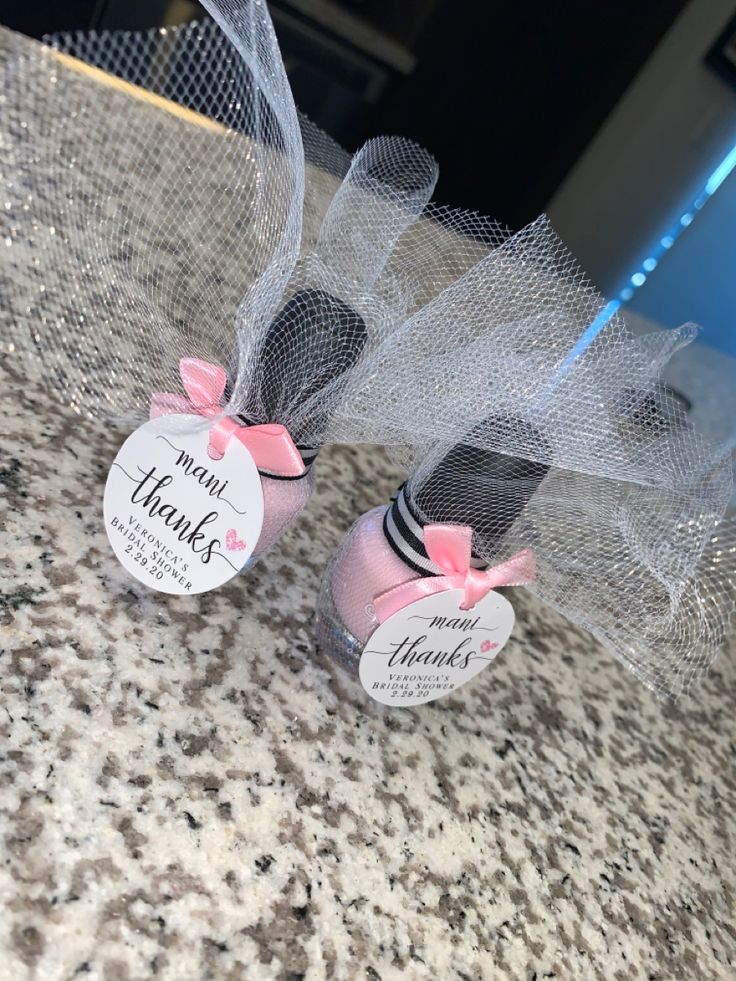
[249,287,368,556]
[315,418,550,671]
[237,131,438,560]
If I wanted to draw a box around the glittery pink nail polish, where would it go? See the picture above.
[252,470,315,556]
[316,418,551,672]
[329,505,422,642]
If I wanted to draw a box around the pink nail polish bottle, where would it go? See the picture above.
[244,136,437,560]
[316,501,421,668]
[243,288,367,559]
[315,419,550,672]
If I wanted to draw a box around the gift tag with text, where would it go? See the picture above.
[103,414,263,594]
[359,588,515,706]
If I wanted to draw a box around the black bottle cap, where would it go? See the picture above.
[228,287,368,472]
[384,416,551,575]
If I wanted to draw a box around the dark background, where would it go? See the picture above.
[1,0,688,228]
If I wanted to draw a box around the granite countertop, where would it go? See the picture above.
[2,24,736,981]
[2,352,736,980]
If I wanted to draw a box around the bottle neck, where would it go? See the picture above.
[234,412,317,480]
[382,483,488,577]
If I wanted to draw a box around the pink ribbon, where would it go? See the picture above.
[374,524,536,622]
[150,358,305,477]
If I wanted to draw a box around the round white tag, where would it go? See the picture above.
[103,414,264,594]
[359,588,515,706]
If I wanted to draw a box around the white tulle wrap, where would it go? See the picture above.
[2,0,734,696]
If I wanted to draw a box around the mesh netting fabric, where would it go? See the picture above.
[318,215,736,697]
[1,2,445,436]
[4,9,304,421]
[2,0,734,695]
[1,0,443,559]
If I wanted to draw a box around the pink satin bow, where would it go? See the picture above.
[150,358,305,477]
[374,524,536,622]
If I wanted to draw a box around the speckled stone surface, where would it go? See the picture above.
[2,351,736,980]
[2,23,736,981]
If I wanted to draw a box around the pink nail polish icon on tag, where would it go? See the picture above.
[226,529,247,551]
